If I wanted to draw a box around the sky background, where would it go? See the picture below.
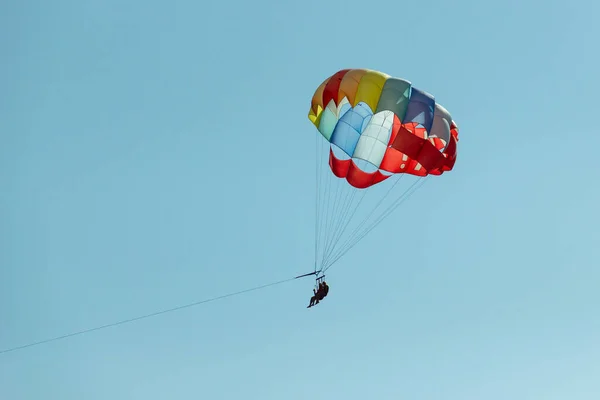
[1,0,600,399]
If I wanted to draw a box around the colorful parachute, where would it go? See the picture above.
[308,68,459,188]
[307,69,459,273]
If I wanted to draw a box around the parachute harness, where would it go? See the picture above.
[315,274,326,290]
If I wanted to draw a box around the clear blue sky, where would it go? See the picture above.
[2,0,599,399]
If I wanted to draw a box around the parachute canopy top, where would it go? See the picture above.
[308,68,459,189]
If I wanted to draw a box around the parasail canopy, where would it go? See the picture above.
[308,68,459,189]
[307,68,460,275]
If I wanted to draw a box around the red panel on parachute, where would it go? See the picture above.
[322,69,350,108]
[390,123,426,160]
[386,122,458,177]
[379,147,405,173]
[329,149,390,189]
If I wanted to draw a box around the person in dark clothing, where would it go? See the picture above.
[307,281,329,308]
[321,281,329,299]
[307,282,323,308]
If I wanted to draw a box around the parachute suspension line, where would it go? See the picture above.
[315,139,345,271]
[318,145,335,270]
[321,184,367,267]
[313,136,430,274]
[320,165,343,268]
[365,177,428,236]
[316,141,351,271]
[321,173,404,269]
[314,130,323,273]
[315,135,329,271]
[322,175,342,260]
[321,185,359,263]
[321,173,356,266]
[324,176,429,271]
[327,177,428,270]
[323,177,423,272]
[317,148,370,270]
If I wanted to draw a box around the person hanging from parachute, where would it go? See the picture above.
[306,284,321,308]
[307,279,329,308]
